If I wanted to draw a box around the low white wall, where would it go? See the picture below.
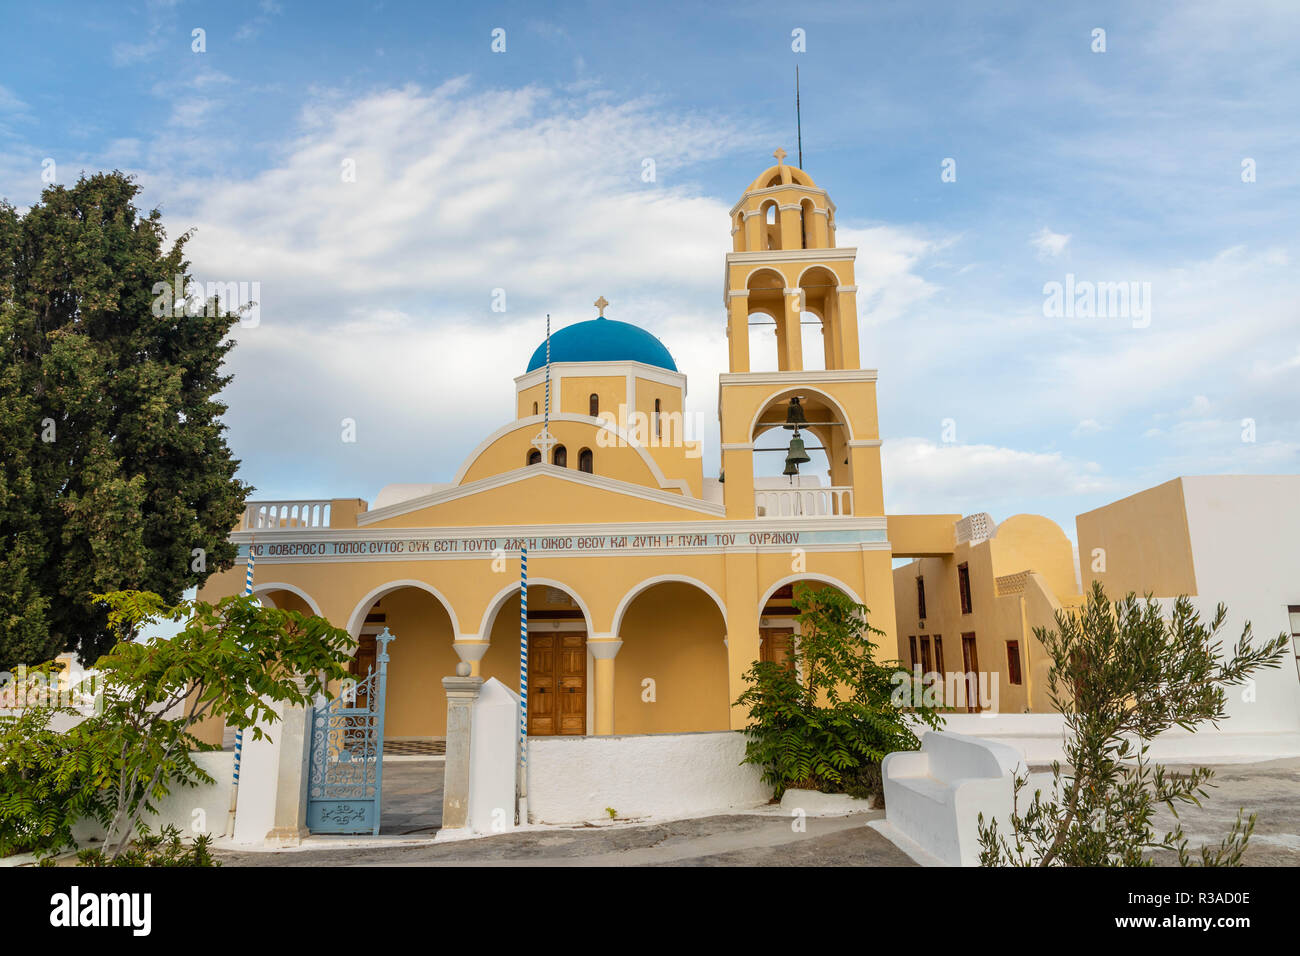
[936,713,1300,764]
[72,750,235,844]
[527,730,771,824]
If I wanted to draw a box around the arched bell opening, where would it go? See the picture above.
[745,267,797,371]
[798,265,840,370]
[750,390,853,517]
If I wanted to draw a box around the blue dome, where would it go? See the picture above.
[526,317,677,372]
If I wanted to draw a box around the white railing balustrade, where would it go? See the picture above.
[754,486,853,518]
[242,500,332,531]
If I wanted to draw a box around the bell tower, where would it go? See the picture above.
[717,152,884,522]
[724,148,860,373]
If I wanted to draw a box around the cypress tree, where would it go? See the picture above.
[0,172,249,667]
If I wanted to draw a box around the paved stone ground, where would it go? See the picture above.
[379,759,443,835]
[216,811,913,867]
[1147,758,1300,866]
[214,757,1300,867]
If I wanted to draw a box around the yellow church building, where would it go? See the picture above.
[199,153,998,742]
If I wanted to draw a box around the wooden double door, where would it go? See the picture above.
[528,631,587,736]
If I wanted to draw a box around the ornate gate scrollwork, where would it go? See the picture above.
[306,628,394,835]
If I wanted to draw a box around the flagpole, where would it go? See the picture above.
[517,543,528,825]
[227,537,256,835]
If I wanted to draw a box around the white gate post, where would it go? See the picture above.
[442,664,484,831]
[265,677,313,847]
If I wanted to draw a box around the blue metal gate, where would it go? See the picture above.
[306,628,394,835]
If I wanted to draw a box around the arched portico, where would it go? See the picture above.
[613,579,730,734]
[477,579,596,736]
[345,582,461,740]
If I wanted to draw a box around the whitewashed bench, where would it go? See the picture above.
[881,730,1026,866]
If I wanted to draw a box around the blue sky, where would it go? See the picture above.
[2,0,1297,540]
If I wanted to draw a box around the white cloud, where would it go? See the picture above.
[135,82,939,499]
[881,437,1112,514]
[0,85,28,113]
[1030,227,1070,259]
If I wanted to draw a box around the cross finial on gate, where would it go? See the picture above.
[375,626,395,663]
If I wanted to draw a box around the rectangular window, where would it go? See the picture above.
[1007,640,1022,685]
[961,633,980,712]
[958,563,973,614]
[909,636,918,670]
[916,577,927,619]
[933,635,944,676]
[920,636,933,674]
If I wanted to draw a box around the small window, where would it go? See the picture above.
[532,401,539,415]
[908,636,918,670]
[578,448,593,473]
[916,576,927,619]
[654,398,662,438]
[589,393,599,417]
[933,636,944,676]
[526,449,541,466]
[958,563,973,614]
[552,444,567,468]
[920,636,933,674]
[1006,641,1022,685]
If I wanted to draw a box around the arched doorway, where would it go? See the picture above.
[614,580,729,733]
[479,583,591,736]
[348,584,459,743]
[340,583,459,835]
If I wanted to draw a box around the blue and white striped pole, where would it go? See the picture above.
[227,541,255,834]
[518,544,528,823]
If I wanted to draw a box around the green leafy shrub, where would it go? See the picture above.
[735,584,941,802]
[0,590,354,862]
[0,704,112,858]
[76,824,220,867]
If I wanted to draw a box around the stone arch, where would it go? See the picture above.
[747,384,854,441]
[252,582,322,616]
[346,579,462,639]
[758,573,863,614]
[611,574,727,635]
[477,576,594,640]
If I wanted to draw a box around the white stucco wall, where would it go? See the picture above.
[72,750,235,843]
[527,730,771,823]
[1179,476,1300,735]
[938,713,1300,763]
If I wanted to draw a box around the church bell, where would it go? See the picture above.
[784,429,812,475]
[783,396,807,429]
